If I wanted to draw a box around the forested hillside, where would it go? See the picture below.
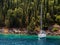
[0,0,60,31]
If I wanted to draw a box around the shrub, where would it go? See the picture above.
[52,27,58,31]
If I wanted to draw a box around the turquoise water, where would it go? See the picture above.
[0,34,60,45]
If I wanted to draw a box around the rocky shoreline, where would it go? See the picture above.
[0,29,60,36]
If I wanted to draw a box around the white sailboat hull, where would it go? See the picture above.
[38,33,46,38]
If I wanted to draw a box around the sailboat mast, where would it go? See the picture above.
[40,1,43,30]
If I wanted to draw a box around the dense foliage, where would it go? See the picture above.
[0,0,60,31]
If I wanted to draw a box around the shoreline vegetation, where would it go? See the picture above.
[0,24,60,36]
[0,0,60,36]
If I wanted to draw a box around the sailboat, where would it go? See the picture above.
[38,30,46,38]
[38,1,46,38]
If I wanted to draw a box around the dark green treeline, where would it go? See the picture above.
[0,0,60,29]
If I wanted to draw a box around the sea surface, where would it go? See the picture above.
[0,34,60,45]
